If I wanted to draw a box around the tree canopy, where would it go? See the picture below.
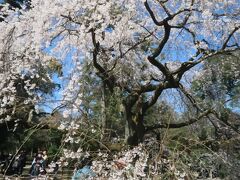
[0,0,240,179]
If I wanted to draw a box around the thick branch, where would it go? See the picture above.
[91,30,105,74]
[147,22,171,75]
[138,83,159,93]
[174,49,239,81]
[144,0,165,26]
[142,82,169,112]
[147,57,169,76]
[145,109,213,132]
[144,1,172,75]
[90,29,115,92]
[150,23,171,59]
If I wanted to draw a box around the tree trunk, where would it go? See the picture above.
[124,104,145,146]
[124,108,130,143]
[100,82,107,141]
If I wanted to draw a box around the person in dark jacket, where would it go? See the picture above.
[18,151,27,175]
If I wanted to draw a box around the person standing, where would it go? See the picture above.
[42,151,48,170]
[30,152,44,176]
[18,151,27,175]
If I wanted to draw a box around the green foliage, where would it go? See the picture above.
[23,128,63,155]
[105,88,125,136]
[192,51,240,109]
[144,101,176,127]
[78,61,125,138]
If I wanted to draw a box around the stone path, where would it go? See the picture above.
[0,164,74,180]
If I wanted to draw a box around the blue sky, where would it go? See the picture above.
[1,0,239,115]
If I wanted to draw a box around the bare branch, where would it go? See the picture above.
[139,24,159,40]
[120,33,152,58]
[178,83,202,112]
[222,26,240,50]
[158,1,171,17]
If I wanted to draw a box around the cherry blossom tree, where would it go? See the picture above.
[0,0,239,146]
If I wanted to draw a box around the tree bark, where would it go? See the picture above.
[124,107,131,143]
[100,82,107,141]
[124,102,146,146]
